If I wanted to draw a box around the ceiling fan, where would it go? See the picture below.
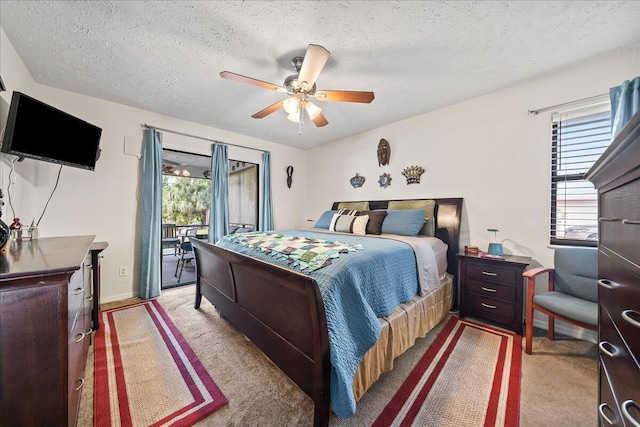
[220,44,375,130]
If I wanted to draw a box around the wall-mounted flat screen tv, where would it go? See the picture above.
[0,92,102,171]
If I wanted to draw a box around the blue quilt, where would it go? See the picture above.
[216,229,418,418]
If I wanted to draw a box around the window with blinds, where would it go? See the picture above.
[550,108,611,246]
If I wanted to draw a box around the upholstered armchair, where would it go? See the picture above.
[523,247,598,354]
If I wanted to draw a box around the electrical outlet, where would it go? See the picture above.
[119,266,128,277]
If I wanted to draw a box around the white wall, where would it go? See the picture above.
[306,48,640,340]
[0,27,308,303]
[4,23,640,338]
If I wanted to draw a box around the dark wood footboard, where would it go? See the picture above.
[190,239,331,427]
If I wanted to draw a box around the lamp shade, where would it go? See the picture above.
[283,97,299,114]
[304,101,321,119]
[487,242,503,256]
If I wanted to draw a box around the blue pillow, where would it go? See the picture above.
[315,210,337,229]
[380,209,426,236]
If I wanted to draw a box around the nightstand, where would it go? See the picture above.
[457,253,531,335]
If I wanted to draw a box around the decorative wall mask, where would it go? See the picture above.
[350,173,365,188]
[377,138,390,166]
[286,165,294,188]
[401,165,425,184]
[378,173,392,188]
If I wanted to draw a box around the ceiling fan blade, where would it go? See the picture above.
[311,111,329,127]
[252,100,285,119]
[220,71,285,92]
[298,44,330,90]
[315,90,375,103]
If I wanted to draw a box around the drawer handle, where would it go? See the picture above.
[73,287,84,296]
[85,295,94,302]
[481,271,497,277]
[598,403,614,426]
[599,217,621,222]
[622,310,640,329]
[481,287,497,293]
[84,327,93,335]
[622,219,640,225]
[75,332,86,343]
[599,403,616,426]
[598,279,618,290]
[598,341,621,358]
[622,400,640,427]
[481,303,497,309]
[74,378,85,392]
[85,264,93,269]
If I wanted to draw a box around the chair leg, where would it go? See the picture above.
[174,257,180,277]
[177,261,184,282]
[548,316,555,341]
[526,305,534,355]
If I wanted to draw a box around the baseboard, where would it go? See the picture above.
[532,317,598,344]
[100,291,138,304]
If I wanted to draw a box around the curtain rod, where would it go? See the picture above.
[141,123,267,153]
[528,93,609,115]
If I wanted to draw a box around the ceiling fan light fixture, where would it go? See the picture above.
[286,111,301,123]
[283,97,299,114]
[304,101,321,120]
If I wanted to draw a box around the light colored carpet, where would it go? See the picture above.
[79,285,597,426]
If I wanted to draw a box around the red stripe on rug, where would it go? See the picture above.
[94,300,228,426]
[372,316,522,427]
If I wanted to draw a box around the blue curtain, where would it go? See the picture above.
[209,143,229,243]
[260,151,274,231]
[610,76,640,139]
[139,128,162,299]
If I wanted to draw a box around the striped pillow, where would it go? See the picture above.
[330,214,369,236]
[329,209,358,230]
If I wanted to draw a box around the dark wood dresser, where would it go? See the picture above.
[586,110,640,427]
[0,235,101,426]
[458,253,531,335]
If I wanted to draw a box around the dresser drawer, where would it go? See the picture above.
[599,305,640,412]
[599,364,623,427]
[68,308,91,397]
[466,262,517,285]
[599,252,640,360]
[464,293,515,326]
[466,278,516,302]
[600,178,640,268]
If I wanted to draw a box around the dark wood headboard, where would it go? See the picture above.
[330,198,464,278]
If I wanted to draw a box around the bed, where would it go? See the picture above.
[190,198,463,426]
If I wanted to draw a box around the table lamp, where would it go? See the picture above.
[487,228,503,256]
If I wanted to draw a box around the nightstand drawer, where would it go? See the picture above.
[464,293,515,326]
[466,263,516,285]
[466,278,516,302]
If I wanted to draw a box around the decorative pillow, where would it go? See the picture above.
[337,201,370,211]
[357,210,388,235]
[330,214,369,236]
[380,209,426,236]
[329,209,358,230]
[388,200,437,237]
[314,210,337,229]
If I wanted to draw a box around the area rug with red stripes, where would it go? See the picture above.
[373,316,522,427]
[94,299,227,426]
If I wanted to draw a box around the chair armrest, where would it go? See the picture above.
[523,267,555,293]
[523,267,554,280]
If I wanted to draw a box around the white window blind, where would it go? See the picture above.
[550,106,611,246]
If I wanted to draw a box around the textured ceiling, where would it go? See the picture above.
[1,1,639,149]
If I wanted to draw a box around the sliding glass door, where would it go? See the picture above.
[160,149,258,289]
